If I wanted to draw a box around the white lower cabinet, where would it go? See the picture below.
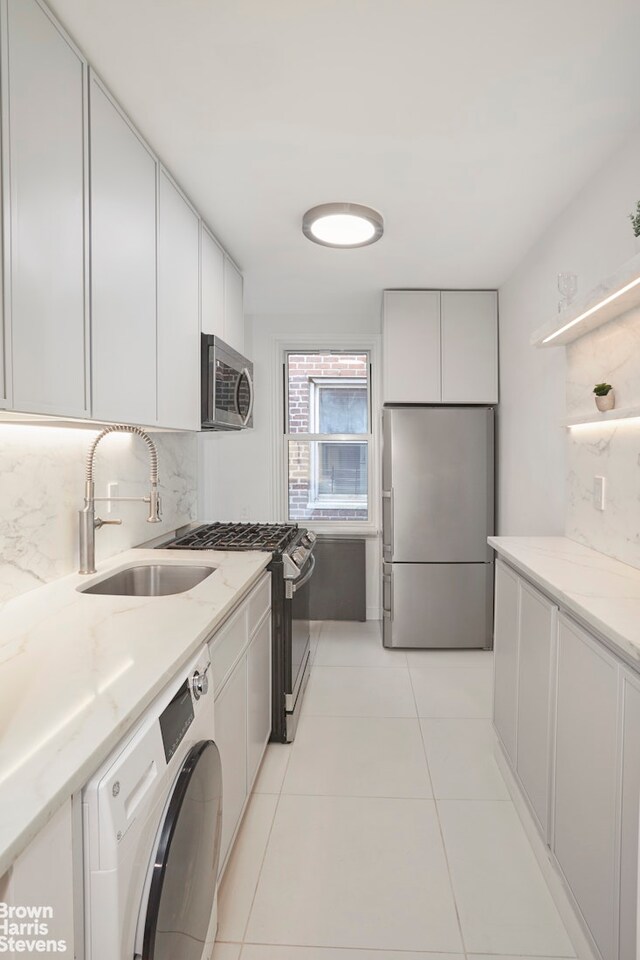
[247,612,272,787]
[554,614,619,960]
[618,671,640,960]
[516,580,556,838]
[493,559,519,764]
[215,655,248,867]
[211,572,272,871]
[0,800,77,956]
[494,558,639,960]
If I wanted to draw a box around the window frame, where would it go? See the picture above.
[276,340,380,535]
[308,377,369,508]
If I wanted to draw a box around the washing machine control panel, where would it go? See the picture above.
[159,680,194,763]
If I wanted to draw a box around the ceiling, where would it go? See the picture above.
[49,0,640,315]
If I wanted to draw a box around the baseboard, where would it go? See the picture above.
[493,740,601,960]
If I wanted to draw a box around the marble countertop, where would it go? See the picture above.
[0,547,271,878]
[489,536,640,666]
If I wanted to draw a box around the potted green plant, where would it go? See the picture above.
[629,201,640,254]
[594,382,615,412]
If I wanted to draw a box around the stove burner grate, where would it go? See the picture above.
[167,522,299,553]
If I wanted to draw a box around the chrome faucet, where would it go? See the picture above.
[78,425,162,574]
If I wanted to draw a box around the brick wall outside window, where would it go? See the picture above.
[286,353,369,522]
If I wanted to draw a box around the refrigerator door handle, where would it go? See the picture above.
[382,488,394,562]
[382,563,393,621]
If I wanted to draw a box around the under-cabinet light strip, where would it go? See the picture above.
[543,274,640,344]
[568,417,640,430]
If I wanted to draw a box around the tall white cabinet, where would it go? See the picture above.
[383,289,498,404]
[157,170,200,430]
[89,73,157,425]
[4,0,88,416]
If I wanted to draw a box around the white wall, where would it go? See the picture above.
[199,312,382,618]
[0,426,197,602]
[498,125,640,535]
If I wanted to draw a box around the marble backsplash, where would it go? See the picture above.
[0,425,198,601]
[566,305,640,569]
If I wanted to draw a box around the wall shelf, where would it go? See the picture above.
[562,405,640,428]
[532,251,640,348]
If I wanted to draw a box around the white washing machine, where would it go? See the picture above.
[83,644,222,960]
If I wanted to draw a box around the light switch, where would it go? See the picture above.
[593,476,606,511]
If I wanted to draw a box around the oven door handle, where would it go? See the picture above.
[292,554,316,594]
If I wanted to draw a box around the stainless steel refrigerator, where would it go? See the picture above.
[382,405,494,649]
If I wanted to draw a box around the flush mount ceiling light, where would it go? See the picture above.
[302,202,384,248]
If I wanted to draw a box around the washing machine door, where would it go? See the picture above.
[140,740,222,960]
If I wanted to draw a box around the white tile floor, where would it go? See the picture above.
[213,621,576,960]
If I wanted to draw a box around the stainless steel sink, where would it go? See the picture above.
[79,563,216,597]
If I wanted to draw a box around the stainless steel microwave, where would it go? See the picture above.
[201,335,254,430]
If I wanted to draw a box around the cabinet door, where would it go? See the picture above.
[441,291,498,403]
[215,657,248,869]
[157,170,200,430]
[4,799,76,954]
[516,580,556,838]
[493,560,519,764]
[223,255,244,353]
[90,74,157,425]
[554,614,619,960]
[6,0,88,416]
[619,671,640,960]
[201,225,224,339]
[246,613,272,789]
[383,291,441,402]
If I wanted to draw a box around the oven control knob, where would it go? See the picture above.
[192,663,211,700]
[304,531,317,545]
[294,548,306,566]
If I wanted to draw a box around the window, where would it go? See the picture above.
[285,352,371,522]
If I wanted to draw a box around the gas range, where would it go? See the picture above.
[164,522,316,584]
[157,521,317,742]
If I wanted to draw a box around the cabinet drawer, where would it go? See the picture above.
[247,573,271,637]
[210,605,247,696]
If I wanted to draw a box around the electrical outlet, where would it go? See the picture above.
[106,482,119,514]
[593,476,606,511]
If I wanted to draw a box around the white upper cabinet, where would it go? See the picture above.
[0,2,247,428]
[223,254,245,354]
[201,224,224,339]
[157,170,200,430]
[5,0,88,416]
[383,291,441,402]
[441,291,498,403]
[383,289,498,404]
[89,73,157,425]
